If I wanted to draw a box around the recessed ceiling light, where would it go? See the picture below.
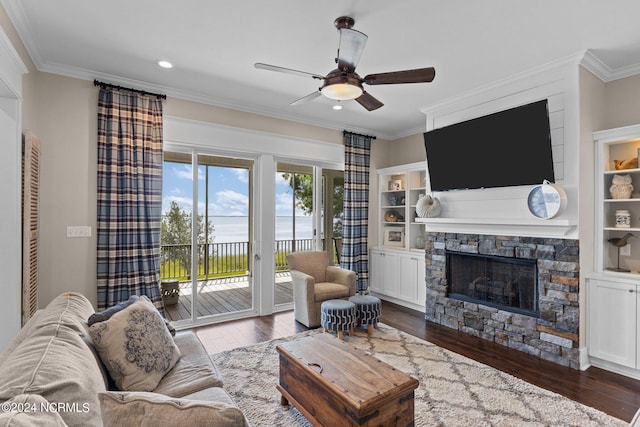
[157,60,173,69]
[333,104,343,110]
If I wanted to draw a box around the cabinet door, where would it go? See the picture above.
[588,278,637,368]
[370,250,399,295]
[416,256,426,308]
[399,255,419,301]
[369,250,385,293]
[381,252,399,295]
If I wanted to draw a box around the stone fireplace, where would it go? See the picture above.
[424,232,580,369]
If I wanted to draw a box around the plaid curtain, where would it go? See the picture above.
[341,131,372,292]
[96,88,164,312]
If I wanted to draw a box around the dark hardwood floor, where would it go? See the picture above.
[194,300,640,423]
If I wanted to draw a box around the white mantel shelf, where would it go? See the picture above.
[416,217,577,238]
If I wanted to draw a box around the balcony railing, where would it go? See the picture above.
[160,238,317,281]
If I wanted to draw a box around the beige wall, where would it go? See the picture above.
[35,75,98,306]
[603,74,640,129]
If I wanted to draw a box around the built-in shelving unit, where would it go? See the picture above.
[377,162,427,252]
[588,123,640,379]
[371,162,427,312]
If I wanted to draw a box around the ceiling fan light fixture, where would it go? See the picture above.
[321,83,362,100]
[321,71,363,100]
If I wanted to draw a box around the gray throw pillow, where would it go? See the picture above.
[87,295,139,325]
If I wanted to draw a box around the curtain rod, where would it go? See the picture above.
[93,79,167,100]
[343,130,377,140]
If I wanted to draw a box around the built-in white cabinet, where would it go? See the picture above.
[371,162,428,312]
[369,247,426,312]
[587,277,640,377]
[370,248,399,297]
[588,124,640,379]
[377,162,427,252]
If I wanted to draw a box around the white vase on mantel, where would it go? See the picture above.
[416,194,442,218]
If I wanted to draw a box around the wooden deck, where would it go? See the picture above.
[164,272,293,322]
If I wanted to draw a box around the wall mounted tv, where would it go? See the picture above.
[423,99,554,191]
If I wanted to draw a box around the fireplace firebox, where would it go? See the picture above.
[447,251,538,317]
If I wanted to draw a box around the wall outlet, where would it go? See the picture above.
[67,226,92,238]
[620,243,631,257]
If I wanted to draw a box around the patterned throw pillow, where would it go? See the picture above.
[88,294,176,336]
[88,295,181,391]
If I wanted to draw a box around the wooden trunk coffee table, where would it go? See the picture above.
[276,333,419,426]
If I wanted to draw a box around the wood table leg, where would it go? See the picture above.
[367,324,373,335]
[338,331,344,340]
[280,394,289,406]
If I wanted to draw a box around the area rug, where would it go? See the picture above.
[210,324,626,426]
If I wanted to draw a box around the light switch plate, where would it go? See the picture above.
[620,243,631,257]
[67,226,92,238]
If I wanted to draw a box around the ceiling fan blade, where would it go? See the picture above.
[290,91,322,106]
[355,91,383,111]
[254,63,325,80]
[363,67,436,85]
[337,28,368,72]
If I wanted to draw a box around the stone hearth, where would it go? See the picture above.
[424,232,580,369]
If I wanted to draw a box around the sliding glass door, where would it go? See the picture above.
[162,151,254,325]
[274,163,314,308]
[273,163,344,311]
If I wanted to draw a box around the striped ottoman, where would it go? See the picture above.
[349,295,382,335]
[320,299,356,340]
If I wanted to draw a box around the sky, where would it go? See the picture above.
[162,162,308,217]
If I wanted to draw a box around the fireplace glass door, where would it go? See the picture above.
[447,252,538,316]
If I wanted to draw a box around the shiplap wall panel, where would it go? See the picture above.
[418,63,580,238]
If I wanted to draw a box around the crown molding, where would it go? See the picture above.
[0,16,27,97]
[37,60,400,140]
[580,49,640,82]
[0,0,42,68]
[419,52,583,117]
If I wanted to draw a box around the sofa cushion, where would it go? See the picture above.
[0,293,106,427]
[89,295,180,392]
[0,394,68,426]
[98,391,247,427]
[314,282,350,301]
[153,332,223,397]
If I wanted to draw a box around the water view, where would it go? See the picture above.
[207,215,313,243]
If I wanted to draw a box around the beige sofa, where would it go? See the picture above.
[0,292,248,426]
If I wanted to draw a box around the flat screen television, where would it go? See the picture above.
[423,99,554,191]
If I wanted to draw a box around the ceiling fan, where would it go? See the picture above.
[255,16,435,111]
